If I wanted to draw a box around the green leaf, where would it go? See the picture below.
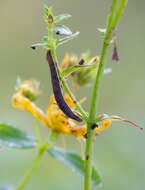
[54,14,72,23]
[0,124,37,149]
[31,36,52,50]
[48,146,102,186]
[62,61,97,78]
[31,43,45,50]
[56,32,80,47]
[55,25,72,35]
[98,28,106,36]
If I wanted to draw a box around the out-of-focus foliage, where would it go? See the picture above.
[0,123,37,148]
[48,146,102,186]
[0,0,145,190]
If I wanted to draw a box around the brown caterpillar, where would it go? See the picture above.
[46,50,83,122]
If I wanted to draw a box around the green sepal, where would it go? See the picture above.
[62,61,97,78]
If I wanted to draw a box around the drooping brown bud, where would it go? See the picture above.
[112,28,119,62]
[112,41,119,61]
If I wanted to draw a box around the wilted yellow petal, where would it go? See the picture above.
[12,92,49,126]
[95,120,112,132]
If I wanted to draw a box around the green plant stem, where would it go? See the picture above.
[112,0,128,28]
[15,117,51,190]
[16,142,49,190]
[106,0,118,33]
[84,0,128,190]
[84,41,109,190]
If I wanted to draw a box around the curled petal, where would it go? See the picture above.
[98,114,143,130]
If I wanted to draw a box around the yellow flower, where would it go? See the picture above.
[12,80,112,139]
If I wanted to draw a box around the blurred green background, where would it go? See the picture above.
[0,0,145,189]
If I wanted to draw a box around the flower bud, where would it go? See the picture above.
[18,79,40,102]
[44,6,54,24]
[61,52,100,87]
[75,55,100,86]
[60,53,78,72]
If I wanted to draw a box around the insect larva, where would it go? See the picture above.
[46,50,83,122]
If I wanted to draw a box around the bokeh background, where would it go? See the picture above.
[0,0,145,189]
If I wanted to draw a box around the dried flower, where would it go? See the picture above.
[12,79,112,139]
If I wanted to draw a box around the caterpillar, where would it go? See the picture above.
[46,50,83,122]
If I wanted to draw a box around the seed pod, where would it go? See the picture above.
[46,50,83,122]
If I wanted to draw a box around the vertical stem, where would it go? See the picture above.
[112,0,128,28]
[84,42,108,190]
[88,43,108,121]
[106,0,118,33]
[84,0,128,189]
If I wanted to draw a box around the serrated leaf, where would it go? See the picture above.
[55,25,72,35]
[48,146,102,186]
[0,124,37,148]
[56,32,80,47]
[54,14,72,23]
[62,61,97,78]
[0,184,14,190]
